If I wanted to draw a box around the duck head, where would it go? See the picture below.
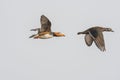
[104,28,114,32]
[53,32,65,37]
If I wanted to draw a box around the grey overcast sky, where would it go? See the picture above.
[0,0,120,80]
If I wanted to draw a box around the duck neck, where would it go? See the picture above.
[52,32,56,36]
[103,28,110,32]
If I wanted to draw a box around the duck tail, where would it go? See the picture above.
[29,34,36,38]
[77,32,83,35]
[30,28,40,31]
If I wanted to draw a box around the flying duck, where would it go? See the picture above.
[29,15,65,39]
[77,26,114,51]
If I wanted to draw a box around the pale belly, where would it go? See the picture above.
[40,34,53,39]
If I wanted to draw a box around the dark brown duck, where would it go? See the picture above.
[77,26,114,52]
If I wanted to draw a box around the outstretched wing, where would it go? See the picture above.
[89,30,106,51]
[40,15,51,32]
[85,34,93,46]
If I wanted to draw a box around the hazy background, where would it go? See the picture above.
[0,0,120,80]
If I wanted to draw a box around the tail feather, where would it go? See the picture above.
[77,32,82,35]
[29,34,36,38]
[30,28,40,31]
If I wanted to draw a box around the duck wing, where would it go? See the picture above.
[85,34,93,46]
[40,15,51,32]
[89,30,106,51]
[38,32,51,36]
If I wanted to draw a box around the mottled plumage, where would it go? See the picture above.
[40,15,51,32]
[29,15,65,39]
[77,26,114,51]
